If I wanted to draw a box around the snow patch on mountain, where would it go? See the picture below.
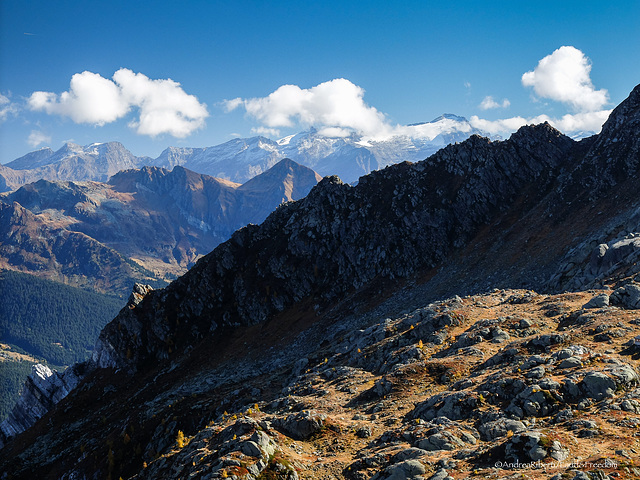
[152,115,497,184]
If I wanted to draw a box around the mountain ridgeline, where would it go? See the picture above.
[0,115,495,191]
[0,159,322,294]
[1,84,640,480]
[93,122,577,372]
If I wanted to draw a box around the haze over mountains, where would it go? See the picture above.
[1,84,639,479]
[0,159,321,294]
[0,114,495,192]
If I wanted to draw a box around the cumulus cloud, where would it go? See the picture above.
[522,46,609,112]
[468,46,612,136]
[27,130,51,147]
[225,78,392,139]
[226,46,612,144]
[28,69,208,137]
[469,110,612,136]
[0,93,18,121]
[251,126,281,137]
[479,96,510,110]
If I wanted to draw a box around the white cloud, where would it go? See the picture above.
[28,71,129,125]
[223,98,243,112]
[470,115,534,135]
[27,130,51,147]
[479,96,510,110]
[0,93,19,121]
[251,126,281,137]
[470,109,612,136]
[396,117,472,141]
[317,127,352,138]
[522,46,609,112]
[225,78,392,139]
[226,46,612,145]
[28,69,208,137]
[550,110,613,133]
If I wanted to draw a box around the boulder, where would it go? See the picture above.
[373,459,426,480]
[583,293,610,309]
[427,469,453,480]
[505,431,568,463]
[415,431,464,451]
[580,372,616,400]
[410,391,479,421]
[274,410,326,440]
[478,418,526,441]
[558,357,583,369]
[611,283,640,309]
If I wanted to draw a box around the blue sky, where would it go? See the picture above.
[1,0,639,164]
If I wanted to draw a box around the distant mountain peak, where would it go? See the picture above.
[408,114,470,127]
[5,112,500,190]
[433,113,468,123]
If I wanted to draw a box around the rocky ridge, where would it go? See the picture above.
[93,122,575,372]
[1,84,640,479]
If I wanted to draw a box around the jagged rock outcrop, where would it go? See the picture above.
[0,363,84,449]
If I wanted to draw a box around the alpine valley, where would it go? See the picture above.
[2,84,640,480]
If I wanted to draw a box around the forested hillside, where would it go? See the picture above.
[0,270,123,365]
[0,270,123,421]
[0,360,35,421]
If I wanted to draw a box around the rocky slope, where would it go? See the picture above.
[0,364,84,441]
[0,200,155,294]
[0,159,321,293]
[1,84,640,479]
[4,288,640,480]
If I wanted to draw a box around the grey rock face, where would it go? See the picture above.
[427,468,453,480]
[392,448,428,462]
[505,431,568,463]
[0,364,83,448]
[411,391,479,421]
[373,459,426,480]
[415,431,464,451]
[557,357,583,369]
[620,399,640,413]
[611,283,640,309]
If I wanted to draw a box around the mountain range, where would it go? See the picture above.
[1,84,640,480]
[0,115,494,192]
[0,159,321,294]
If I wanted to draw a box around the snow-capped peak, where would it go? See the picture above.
[277,134,296,146]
